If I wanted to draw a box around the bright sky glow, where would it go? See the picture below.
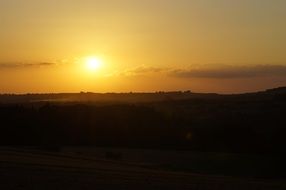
[85,57,102,71]
[0,0,286,93]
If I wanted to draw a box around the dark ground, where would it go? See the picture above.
[1,88,286,189]
[0,147,285,190]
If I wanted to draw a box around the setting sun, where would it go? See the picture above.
[0,1,286,188]
[85,57,102,71]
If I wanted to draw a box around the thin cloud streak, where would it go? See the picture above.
[115,64,286,79]
[0,62,55,69]
[169,65,286,79]
[124,65,166,75]
[108,65,168,77]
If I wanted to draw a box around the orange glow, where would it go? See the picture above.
[1,1,286,93]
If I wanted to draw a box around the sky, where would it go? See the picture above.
[1,0,286,93]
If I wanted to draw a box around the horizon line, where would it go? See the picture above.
[1,86,285,96]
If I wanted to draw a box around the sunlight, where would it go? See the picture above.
[85,56,102,71]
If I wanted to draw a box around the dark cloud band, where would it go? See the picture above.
[169,65,286,79]
[0,62,54,69]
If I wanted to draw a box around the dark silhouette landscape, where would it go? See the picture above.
[0,87,286,189]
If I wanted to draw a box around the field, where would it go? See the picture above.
[0,147,285,190]
[1,88,286,189]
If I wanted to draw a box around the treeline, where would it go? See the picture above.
[0,93,286,155]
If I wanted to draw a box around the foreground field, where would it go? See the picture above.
[0,148,284,190]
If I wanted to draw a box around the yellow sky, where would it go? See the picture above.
[1,0,286,93]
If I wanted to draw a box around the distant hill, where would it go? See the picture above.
[0,91,217,104]
[0,87,286,104]
[264,86,286,94]
[1,86,286,160]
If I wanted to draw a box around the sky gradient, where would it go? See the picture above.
[1,0,286,93]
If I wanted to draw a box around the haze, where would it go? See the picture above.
[1,0,286,93]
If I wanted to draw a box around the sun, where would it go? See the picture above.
[85,56,102,71]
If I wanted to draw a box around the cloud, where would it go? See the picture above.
[108,64,286,79]
[125,65,166,74]
[0,62,55,69]
[109,65,168,77]
[169,65,286,79]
